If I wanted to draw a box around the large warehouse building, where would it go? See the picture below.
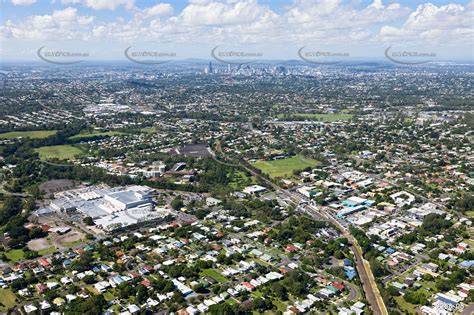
[48,185,171,231]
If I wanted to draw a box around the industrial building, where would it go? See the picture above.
[47,185,172,232]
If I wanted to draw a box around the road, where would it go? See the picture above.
[461,303,474,315]
[210,148,388,315]
[382,252,428,284]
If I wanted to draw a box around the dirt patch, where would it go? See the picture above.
[55,231,85,246]
[39,179,76,194]
[28,238,52,251]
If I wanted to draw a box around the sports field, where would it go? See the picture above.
[0,130,57,139]
[253,155,320,178]
[35,145,83,160]
[69,131,124,141]
[277,113,353,121]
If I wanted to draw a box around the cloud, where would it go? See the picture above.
[3,7,94,40]
[11,0,36,6]
[286,0,408,32]
[142,3,173,18]
[61,0,81,4]
[1,0,473,58]
[177,0,275,26]
[379,2,474,44]
[83,0,135,10]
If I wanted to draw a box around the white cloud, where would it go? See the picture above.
[286,0,408,32]
[11,0,36,6]
[4,7,94,40]
[379,2,474,44]
[61,0,81,4]
[178,0,274,26]
[84,0,135,10]
[143,3,173,18]
[1,0,472,58]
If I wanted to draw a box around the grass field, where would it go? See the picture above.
[466,211,474,219]
[229,171,256,189]
[253,155,320,178]
[38,246,57,256]
[251,290,264,298]
[60,239,86,248]
[69,131,124,141]
[0,289,17,310]
[201,268,229,283]
[35,145,83,160]
[0,130,57,139]
[272,299,287,312]
[394,295,418,314]
[254,258,272,267]
[227,298,239,305]
[277,113,353,121]
[4,249,24,262]
[140,127,157,134]
[103,291,115,301]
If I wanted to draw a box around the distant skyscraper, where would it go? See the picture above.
[209,61,213,74]
[227,64,231,73]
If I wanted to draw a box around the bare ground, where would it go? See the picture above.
[54,231,85,247]
[39,179,76,194]
[27,238,52,251]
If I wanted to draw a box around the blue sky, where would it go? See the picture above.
[1,0,473,61]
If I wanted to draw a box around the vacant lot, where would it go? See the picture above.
[35,145,83,160]
[69,131,124,141]
[4,249,24,262]
[229,171,255,190]
[253,155,320,178]
[277,113,353,121]
[39,179,76,194]
[55,231,85,248]
[0,130,57,139]
[0,288,17,310]
[201,268,229,283]
[28,238,51,251]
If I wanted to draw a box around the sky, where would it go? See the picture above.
[0,0,473,62]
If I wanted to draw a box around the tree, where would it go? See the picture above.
[83,217,94,226]
[334,250,345,259]
[193,283,209,294]
[67,294,107,314]
[208,303,240,315]
[171,197,184,210]
[72,251,94,271]
[136,285,148,304]
[23,250,39,259]
[252,297,273,312]
[387,286,400,297]
[454,194,474,213]
[369,258,386,278]
[403,289,428,305]
[82,275,96,284]
[271,282,288,300]
[28,227,46,239]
